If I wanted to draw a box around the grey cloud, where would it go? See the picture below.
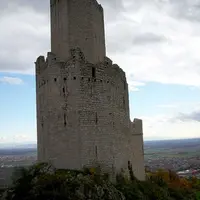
[132,33,166,45]
[0,0,126,73]
[99,0,125,22]
[123,0,200,22]
[0,0,124,16]
[0,0,48,13]
[0,0,50,73]
[1,0,200,90]
[166,0,200,22]
[99,0,124,9]
[17,0,48,11]
[175,111,200,122]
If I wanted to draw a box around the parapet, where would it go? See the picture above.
[35,56,47,75]
[112,64,126,77]
[101,56,127,81]
[35,52,62,75]
[104,57,113,66]
[132,118,143,135]
[36,56,45,65]
[46,52,57,63]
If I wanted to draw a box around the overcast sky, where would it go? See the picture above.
[1,0,200,144]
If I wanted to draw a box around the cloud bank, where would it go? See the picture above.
[0,76,23,85]
[0,0,200,88]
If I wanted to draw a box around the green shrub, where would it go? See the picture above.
[2,163,199,200]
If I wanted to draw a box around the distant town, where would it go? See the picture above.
[1,138,200,187]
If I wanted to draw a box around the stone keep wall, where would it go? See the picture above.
[36,0,145,181]
[35,48,145,180]
[131,119,145,180]
[50,0,106,63]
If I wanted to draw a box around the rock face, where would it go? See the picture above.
[35,0,145,181]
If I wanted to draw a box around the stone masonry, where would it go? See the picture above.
[35,0,145,181]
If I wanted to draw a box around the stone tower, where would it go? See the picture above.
[50,0,106,64]
[35,0,145,181]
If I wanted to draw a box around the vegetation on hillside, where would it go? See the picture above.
[1,162,200,200]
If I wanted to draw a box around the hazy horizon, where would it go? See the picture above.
[1,137,200,149]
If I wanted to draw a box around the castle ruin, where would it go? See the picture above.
[35,0,145,180]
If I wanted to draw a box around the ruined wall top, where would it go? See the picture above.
[35,48,126,82]
[50,0,102,7]
[132,118,143,135]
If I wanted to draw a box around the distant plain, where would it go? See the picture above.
[0,138,200,168]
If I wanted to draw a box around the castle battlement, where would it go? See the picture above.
[104,57,113,66]
[112,64,126,77]
[35,56,47,74]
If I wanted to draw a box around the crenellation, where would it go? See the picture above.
[104,57,113,66]
[35,56,47,74]
[36,55,45,65]
[47,52,56,61]
[112,64,126,76]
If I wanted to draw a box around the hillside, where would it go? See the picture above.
[1,163,200,200]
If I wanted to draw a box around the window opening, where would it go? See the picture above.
[54,78,57,82]
[123,97,125,108]
[95,113,98,124]
[41,117,44,128]
[92,67,96,78]
[95,146,98,159]
[64,114,66,126]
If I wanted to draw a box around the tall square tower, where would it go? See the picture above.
[50,0,106,63]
